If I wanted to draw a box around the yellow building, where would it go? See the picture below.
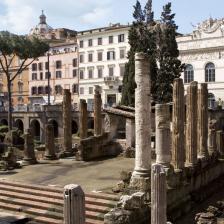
[0,57,29,109]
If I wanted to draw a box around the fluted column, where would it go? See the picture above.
[198,83,209,159]
[44,124,57,160]
[151,163,167,224]
[22,129,37,165]
[155,104,171,167]
[63,89,72,155]
[171,78,185,170]
[79,100,88,139]
[132,52,151,178]
[186,81,198,167]
[94,85,102,136]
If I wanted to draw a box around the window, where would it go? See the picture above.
[88,39,93,47]
[55,85,63,95]
[205,62,215,82]
[80,54,84,63]
[73,69,77,78]
[38,86,44,95]
[31,87,37,95]
[56,71,62,79]
[18,82,23,93]
[73,58,78,67]
[32,73,37,80]
[109,36,113,44]
[56,60,62,69]
[88,69,93,79]
[45,62,49,70]
[98,67,103,78]
[32,63,37,71]
[45,72,51,79]
[80,40,84,48]
[80,70,84,79]
[98,37,102,45]
[45,86,51,94]
[184,64,194,83]
[80,87,84,94]
[88,53,93,62]
[107,51,115,60]
[120,49,126,59]
[89,87,93,94]
[38,63,43,71]
[72,84,78,94]
[98,52,103,61]
[118,34,125,43]
[109,67,114,77]
[40,72,43,80]
[120,64,125,76]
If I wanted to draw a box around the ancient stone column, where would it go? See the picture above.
[198,83,209,159]
[155,104,171,167]
[22,129,37,165]
[186,81,198,167]
[132,53,151,178]
[216,130,224,156]
[63,89,72,155]
[171,78,185,170]
[64,184,85,224]
[208,119,217,156]
[94,85,102,136]
[79,99,88,139]
[151,163,167,224]
[126,118,135,148]
[44,124,57,160]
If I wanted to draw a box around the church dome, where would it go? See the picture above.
[29,10,53,37]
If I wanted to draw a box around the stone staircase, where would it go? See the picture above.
[0,179,119,224]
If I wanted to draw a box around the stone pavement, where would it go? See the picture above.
[0,156,134,192]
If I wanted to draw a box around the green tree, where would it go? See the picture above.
[0,31,49,130]
[121,0,157,106]
[155,2,184,103]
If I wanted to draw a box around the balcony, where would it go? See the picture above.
[104,76,119,85]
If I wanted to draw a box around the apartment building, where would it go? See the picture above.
[77,23,130,109]
[29,42,79,105]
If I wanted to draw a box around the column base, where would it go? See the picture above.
[129,170,151,192]
[44,154,58,160]
[22,158,37,166]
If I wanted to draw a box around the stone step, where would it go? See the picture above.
[0,179,119,201]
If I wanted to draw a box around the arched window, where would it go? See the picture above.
[184,64,194,83]
[205,63,215,82]
[55,85,63,95]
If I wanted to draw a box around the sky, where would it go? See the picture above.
[0,0,224,35]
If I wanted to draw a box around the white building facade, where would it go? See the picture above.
[77,24,130,109]
[177,18,224,107]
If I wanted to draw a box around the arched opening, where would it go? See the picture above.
[205,62,215,82]
[14,119,24,133]
[71,120,78,134]
[184,64,194,83]
[30,119,40,141]
[0,119,8,126]
[48,120,58,137]
[88,119,94,129]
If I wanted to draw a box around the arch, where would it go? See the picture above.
[71,120,78,134]
[205,62,215,82]
[14,119,24,133]
[88,119,94,130]
[208,92,216,109]
[48,119,58,137]
[30,119,40,141]
[0,119,8,126]
[184,64,194,83]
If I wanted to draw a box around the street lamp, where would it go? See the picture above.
[47,52,50,105]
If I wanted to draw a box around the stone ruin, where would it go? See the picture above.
[104,52,224,224]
